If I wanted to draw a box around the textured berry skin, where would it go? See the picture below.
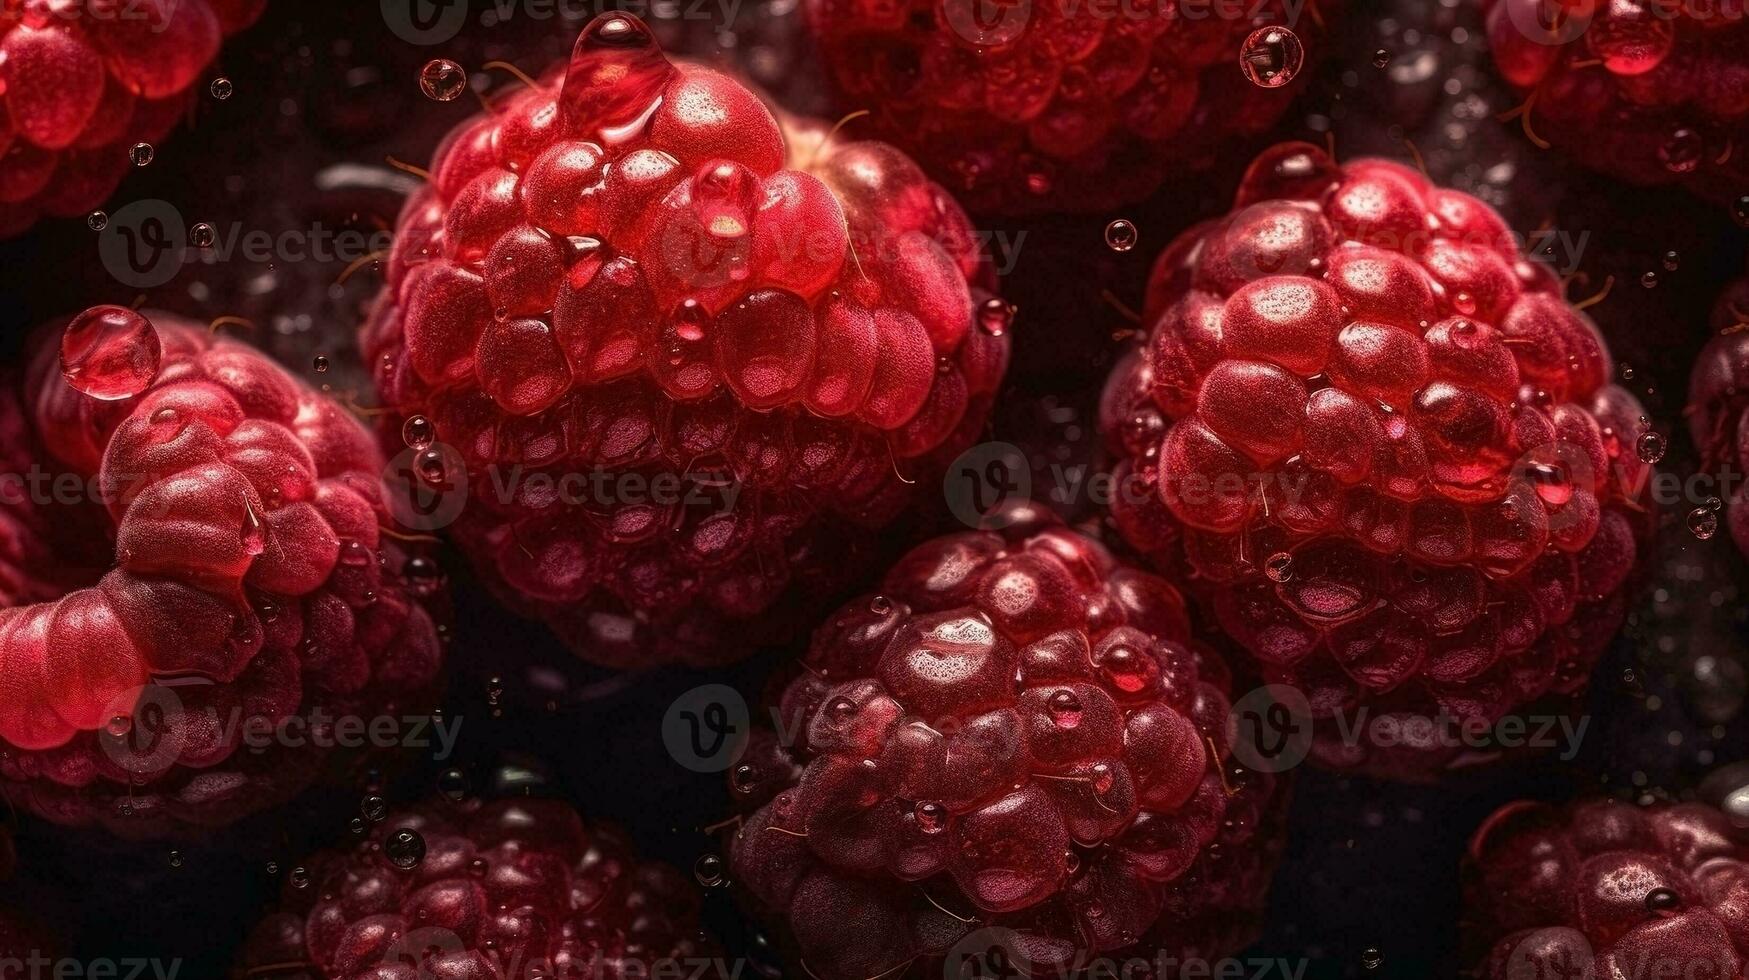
[1100,142,1653,780]
[0,309,443,837]
[803,0,1328,214]
[1483,0,1749,203]
[727,503,1281,980]
[1463,798,1749,978]
[0,0,263,235]
[1688,281,1749,556]
[361,13,1009,669]
[237,796,715,980]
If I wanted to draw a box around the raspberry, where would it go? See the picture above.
[727,503,1281,980]
[1483,0,1749,204]
[237,796,716,980]
[361,12,1009,669]
[0,307,444,836]
[0,0,263,236]
[1463,798,1749,977]
[1687,282,1749,553]
[802,0,1331,214]
[1099,142,1653,780]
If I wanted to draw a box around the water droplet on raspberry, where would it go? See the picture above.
[1658,127,1703,174]
[915,801,947,833]
[415,448,449,485]
[210,77,233,100]
[1688,506,1719,540]
[106,714,133,737]
[1452,291,1478,315]
[1239,27,1305,88]
[60,306,163,400]
[1104,219,1138,252]
[673,300,708,342]
[1047,689,1084,727]
[870,595,893,614]
[1371,49,1391,68]
[977,298,1013,337]
[1645,887,1682,914]
[361,795,388,822]
[87,211,108,231]
[402,414,436,449]
[191,222,216,248]
[385,828,428,869]
[1635,431,1666,463]
[1527,461,1573,506]
[694,854,726,887]
[419,59,467,102]
[1264,552,1295,582]
[241,498,267,555]
[561,12,671,132]
[129,142,155,167]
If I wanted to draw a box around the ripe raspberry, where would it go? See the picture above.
[1100,142,1653,780]
[803,0,1331,214]
[1483,0,1749,204]
[0,0,263,236]
[727,503,1282,980]
[237,796,715,980]
[1687,283,1749,553]
[0,307,444,837]
[1463,798,1749,977]
[361,13,1009,669]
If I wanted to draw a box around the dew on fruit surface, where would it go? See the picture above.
[60,306,163,401]
[1645,887,1682,914]
[1264,552,1294,583]
[1636,430,1667,464]
[1047,689,1084,727]
[404,555,444,595]
[694,854,726,887]
[402,414,436,449]
[313,355,330,373]
[106,714,132,737]
[419,59,467,101]
[869,594,893,614]
[415,448,449,486]
[1527,461,1573,506]
[1687,506,1719,540]
[361,795,388,822]
[385,828,427,870]
[1239,26,1304,88]
[289,866,311,889]
[129,142,155,167]
[210,76,233,100]
[915,801,948,834]
[976,298,1012,337]
[241,498,267,556]
[87,210,108,231]
[191,222,216,248]
[1104,219,1138,252]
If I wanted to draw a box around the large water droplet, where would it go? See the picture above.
[60,306,162,400]
[87,210,108,231]
[419,59,467,101]
[1047,689,1084,728]
[977,297,1013,337]
[560,12,672,132]
[1239,26,1304,88]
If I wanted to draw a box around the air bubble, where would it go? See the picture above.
[1104,219,1138,252]
[210,77,233,100]
[191,222,216,248]
[1635,430,1667,464]
[385,828,428,870]
[1239,26,1304,88]
[420,59,467,101]
[87,211,108,231]
[129,142,154,167]
[402,414,435,449]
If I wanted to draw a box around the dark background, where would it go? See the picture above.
[2,0,1747,977]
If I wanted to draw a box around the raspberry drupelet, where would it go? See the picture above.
[361,13,1010,669]
[0,0,263,235]
[1484,0,1749,204]
[802,0,1334,215]
[0,307,444,837]
[236,796,716,980]
[1099,142,1653,780]
[727,502,1283,980]
[1463,798,1749,977]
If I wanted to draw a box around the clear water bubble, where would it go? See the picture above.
[420,59,467,101]
[210,77,233,100]
[385,829,427,870]
[87,210,108,231]
[1239,26,1305,88]
[129,142,154,167]
[1104,219,1138,252]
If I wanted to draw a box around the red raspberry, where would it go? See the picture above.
[361,13,1009,669]
[0,307,444,837]
[1687,282,1749,553]
[727,503,1281,980]
[1463,798,1749,978]
[1099,142,1653,780]
[803,0,1332,214]
[237,796,715,980]
[0,0,263,236]
[1483,0,1749,205]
